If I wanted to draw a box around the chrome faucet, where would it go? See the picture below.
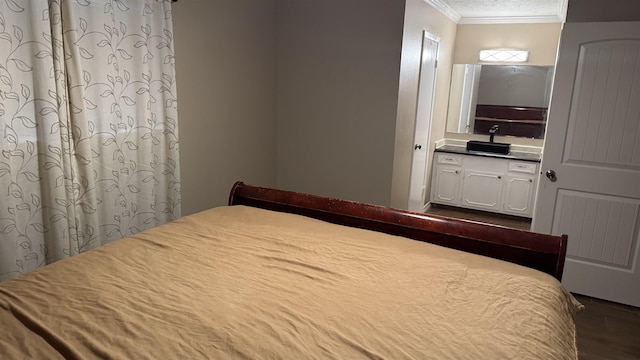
[489,125,499,143]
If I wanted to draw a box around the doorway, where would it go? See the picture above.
[408,31,440,212]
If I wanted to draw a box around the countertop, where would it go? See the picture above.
[435,144,541,163]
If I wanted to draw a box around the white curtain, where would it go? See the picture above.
[0,0,180,281]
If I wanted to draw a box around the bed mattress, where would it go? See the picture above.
[0,205,582,359]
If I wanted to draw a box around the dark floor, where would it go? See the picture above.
[573,294,640,360]
[424,204,640,360]
[424,203,532,230]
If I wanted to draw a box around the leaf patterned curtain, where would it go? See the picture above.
[0,0,180,281]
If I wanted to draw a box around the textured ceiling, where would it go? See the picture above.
[430,0,566,23]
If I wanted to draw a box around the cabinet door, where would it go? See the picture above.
[503,174,536,217]
[431,166,461,206]
[461,170,503,212]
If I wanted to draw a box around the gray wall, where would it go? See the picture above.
[276,0,405,205]
[174,0,453,211]
[173,0,278,215]
[173,0,640,216]
[567,0,640,22]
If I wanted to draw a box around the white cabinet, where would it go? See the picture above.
[430,152,539,217]
[503,174,536,216]
[461,170,503,212]
[432,167,461,206]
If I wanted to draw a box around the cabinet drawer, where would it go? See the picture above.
[508,161,536,174]
[436,154,462,165]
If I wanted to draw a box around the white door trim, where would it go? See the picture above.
[408,31,439,212]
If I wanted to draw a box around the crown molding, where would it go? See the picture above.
[424,0,461,23]
[458,15,563,24]
[425,0,567,25]
[557,0,569,22]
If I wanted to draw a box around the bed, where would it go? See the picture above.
[0,181,582,359]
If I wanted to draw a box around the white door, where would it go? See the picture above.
[408,32,439,212]
[533,22,640,307]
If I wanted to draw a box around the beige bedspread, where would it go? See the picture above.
[0,205,582,359]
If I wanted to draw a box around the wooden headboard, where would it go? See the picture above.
[474,104,547,139]
[228,182,567,281]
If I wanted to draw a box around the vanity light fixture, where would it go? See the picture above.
[478,49,529,63]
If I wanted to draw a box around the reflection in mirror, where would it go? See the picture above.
[446,64,554,139]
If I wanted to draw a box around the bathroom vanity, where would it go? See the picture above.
[430,141,541,218]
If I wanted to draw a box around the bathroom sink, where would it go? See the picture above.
[466,140,511,155]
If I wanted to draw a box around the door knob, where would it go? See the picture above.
[414,144,422,150]
[545,170,557,182]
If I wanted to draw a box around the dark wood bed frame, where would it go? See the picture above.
[228,182,567,281]
[474,104,547,139]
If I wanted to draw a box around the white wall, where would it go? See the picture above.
[173,0,278,215]
[276,0,405,206]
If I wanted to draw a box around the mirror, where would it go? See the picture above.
[446,64,554,139]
